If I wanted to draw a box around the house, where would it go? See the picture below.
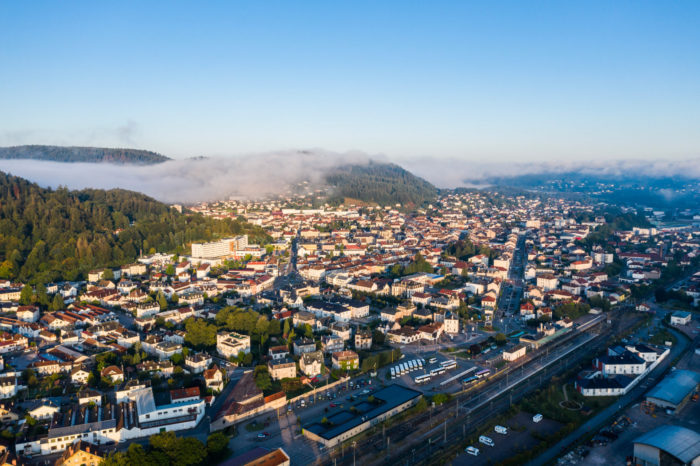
[332,350,359,370]
[418,322,443,342]
[204,365,224,392]
[354,329,372,350]
[594,350,646,376]
[55,440,104,466]
[268,345,290,361]
[442,312,459,334]
[27,401,60,421]
[321,335,344,354]
[300,351,324,377]
[70,367,91,385]
[670,311,692,326]
[268,358,296,380]
[293,338,317,356]
[536,275,558,292]
[16,305,40,323]
[100,365,124,383]
[185,353,212,374]
[386,327,420,344]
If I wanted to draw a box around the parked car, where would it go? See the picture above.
[465,446,479,456]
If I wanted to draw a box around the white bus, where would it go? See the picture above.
[414,374,431,385]
[409,360,416,371]
[400,363,407,374]
[441,360,457,370]
[391,367,396,379]
[428,357,438,364]
[417,360,424,369]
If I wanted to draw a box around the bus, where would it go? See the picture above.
[509,331,524,339]
[396,364,403,375]
[414,374,431,385]
[462,375,478,385]
[391,367,396,379]
[400,363,407,374]
[428,357,438,364]
[417,360,424,369]
[475,369,491,379]
[440,360,457,370]
[429,368,441,377]
[409,360,416,371]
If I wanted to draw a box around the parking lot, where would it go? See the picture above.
[453,411,564,465]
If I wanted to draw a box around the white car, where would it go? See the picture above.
[465,446,479,456]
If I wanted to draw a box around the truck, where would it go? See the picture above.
[479,436,494,447]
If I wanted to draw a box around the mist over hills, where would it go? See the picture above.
[0,145,170,164]
[0,146,437,207]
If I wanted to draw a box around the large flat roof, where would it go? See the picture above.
[635,425,700,463]
[304,384,422,440]
[646,369,700,406]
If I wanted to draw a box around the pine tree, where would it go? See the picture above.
[50,294,64,312]
[19,285,33,305]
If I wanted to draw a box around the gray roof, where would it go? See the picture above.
[634,425,700,463]
[646,370,700,406]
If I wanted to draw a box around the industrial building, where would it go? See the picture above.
[633,425,700,466]
[646,370,700,411]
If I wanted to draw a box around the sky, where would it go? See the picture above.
[1,1,700,164]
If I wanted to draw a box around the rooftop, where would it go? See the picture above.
[646,369,700,406]
[634,425,700,463]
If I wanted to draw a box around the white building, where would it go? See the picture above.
[216,332,251,359]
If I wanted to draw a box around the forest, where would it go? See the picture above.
[325,162,437,207]
[0,145,170,164]
[0,171,270,283]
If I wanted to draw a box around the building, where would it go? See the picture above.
[55,441,104,466]
[633,425,700,466]
[300,351,324,377]
[503,344,527,362]
[191,236,248,259]
[442,312,459,334]
[302,385,422,448]
[594,351,646,376]
[221,447,290,466]
[216,332,251,359]
[354,329,372,350]
[670,311,692,326]
[646,369,700,411]
[268,359,296,380]
[293,338,317,356]
[332,350,359,370]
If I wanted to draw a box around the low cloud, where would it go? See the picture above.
[1,150,377,203]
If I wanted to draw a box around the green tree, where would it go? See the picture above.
[494,333,507,346]
[102,268,114,280]
[254,365,272,391]
[206,432,230,460]
[19,285,33,305]
[184,318,217,348]
[49,293,64,311]
[157,291,168,311]
[165,264,175,275]
[34,283,49,307]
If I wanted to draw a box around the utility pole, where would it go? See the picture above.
[444,420,447,442]
[352,441,357,466]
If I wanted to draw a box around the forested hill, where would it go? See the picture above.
[0,145,170,164]
[325,162,437,207]
[0,171,270,283]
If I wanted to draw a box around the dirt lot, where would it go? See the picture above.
[453,411,564,465]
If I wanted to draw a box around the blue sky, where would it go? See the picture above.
[1,1,699,162]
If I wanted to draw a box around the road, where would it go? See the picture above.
[528,326,693,466]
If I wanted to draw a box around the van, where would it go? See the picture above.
[494,425,508,435]
[533,414,543,423]
[479,435,494,447]
[465,446,479,456]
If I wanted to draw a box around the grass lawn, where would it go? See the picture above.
[520,380,617,425]
[244,421,265,432]
[648,328,676,346]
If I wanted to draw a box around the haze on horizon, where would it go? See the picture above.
[1,1,699,165]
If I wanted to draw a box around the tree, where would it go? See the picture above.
[171,292,179,304]
[303,324,313,339]
[282,319,291,338]
[494,333,507,346]
[170,353,184,365]
[34,283,49,306]
[49,293,64,311]
[184,318,217,348]
[19,285,33,305]
[165,264,175,276]
[206,432,230,460]
[102,268,114,280]
[157,291,168,311]
[254,365,272,391]
[268,319,281,336]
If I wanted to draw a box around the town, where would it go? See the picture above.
[0,190,699,465]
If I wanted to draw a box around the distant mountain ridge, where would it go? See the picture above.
[325,161,437,207]
[0,145,170,164]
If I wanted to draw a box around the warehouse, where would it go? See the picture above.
[646,370,700,411]
[633,425,700,466]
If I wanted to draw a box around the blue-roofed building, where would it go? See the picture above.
[670,311,692,326]
[634,425,700,465]
[302,384,422,447]
[646,369,700,411]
